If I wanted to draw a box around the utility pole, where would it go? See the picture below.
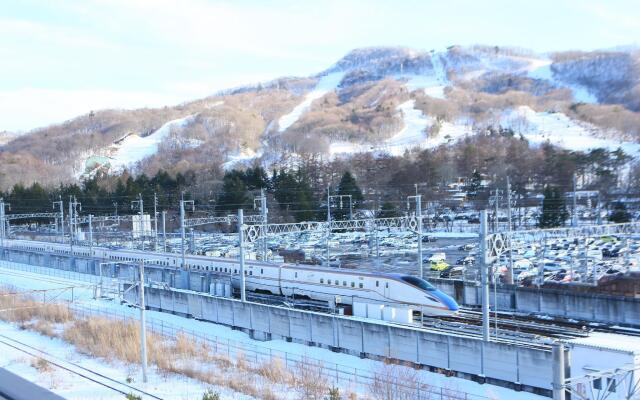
[69,196,81,251]
[326,185,331,267]
[408,193,423,278]
[162,211,167,252]
[153,193,158,251]
[254,189,268,261]
[88,214,93,253]
[506,177,514,285]
[138,260,148,383]
[479,210,490,342]
[180,193,194,269]
[552,342,566,400]
[53,197,64,243]
[237,209,246,302]
[489,189,502,232]
[572,174,578,227]
[131,194,144,250]
[0,199,6,248]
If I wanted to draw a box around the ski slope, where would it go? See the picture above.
[504,106,640,156]
[108,114,196,172]
[277,72,344,132]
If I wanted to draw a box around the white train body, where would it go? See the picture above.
[2,238,459,316]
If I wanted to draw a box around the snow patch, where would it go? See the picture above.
[504,106,640,156]
[277,72,345,132]
[221,148,259,170]
[106,114,196,173]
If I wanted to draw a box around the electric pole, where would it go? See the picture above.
[180,193,194,269]
[237,209,246,302]
[572,174,579,227]
[53,197,64,243]
[0,199,6,248]
[506,177,514,285]
[254,189,268,261]
[153,193,158,251]
[162,210,167,252]
[131,194,144,250]
[138,260,148,383]
[326,185,331,267]
[408,194,423,278]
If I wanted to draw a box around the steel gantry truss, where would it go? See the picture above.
[562,364,640,400]
[3,212,61,221]
[484,221,640,263]
[184,214,264,229]
[241,215,424,243]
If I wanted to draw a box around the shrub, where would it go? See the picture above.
[202,389,220,400]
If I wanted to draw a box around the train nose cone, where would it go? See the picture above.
[433,290,459,312]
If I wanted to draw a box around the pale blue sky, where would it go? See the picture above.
[1,0,638,132]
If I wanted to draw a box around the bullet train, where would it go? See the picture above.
[2,239,459,316]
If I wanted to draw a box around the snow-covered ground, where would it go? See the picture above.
[0,262,545,400]
[504,106,640,156]
[277,72,345,132]
[0,321,245,400]
[107,114,196,172]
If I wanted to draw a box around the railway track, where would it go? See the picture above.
[0,334,162,400]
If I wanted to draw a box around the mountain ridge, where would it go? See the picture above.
[1,44,640,190]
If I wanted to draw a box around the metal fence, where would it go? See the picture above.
[69,303,493,400]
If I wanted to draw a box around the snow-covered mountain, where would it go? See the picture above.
[2,44,640,188]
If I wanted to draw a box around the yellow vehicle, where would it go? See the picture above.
[430,260,450,271]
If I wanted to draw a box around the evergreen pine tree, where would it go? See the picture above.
[538,186,568,228]
[609,201,631,223]
[335,171,364,220]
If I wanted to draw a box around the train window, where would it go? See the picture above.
[235,269,238,274]
[224,268,227,273]
[335,280,339,285]
[249,271,253,276]
[376,281,379,287]
[343,281,347,286]
[385,282,389,288]
[295,272,298,278]
[359,283,363,288]
[260,269,263,274]
[351,282,355,288]
[320,279,324,284]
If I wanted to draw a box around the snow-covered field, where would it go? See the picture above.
[0,262,545,400]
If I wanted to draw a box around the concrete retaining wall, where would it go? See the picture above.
[123,283,554,392]
[431,278,640,327]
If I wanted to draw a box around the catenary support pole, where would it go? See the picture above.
[88,214,93,253]
[237,209,246,302]
[417,195,423,279]
[260,188,268,261]
[326,185,331,267]
[138,260,148,383]
[153,193,158,251]
[180,193,186,269]
[506,177,514,285]
[480,210,490,342]
[552,342,566,400]
[162,211,167,253]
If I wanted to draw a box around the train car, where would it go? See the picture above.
[1,238,459,315]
